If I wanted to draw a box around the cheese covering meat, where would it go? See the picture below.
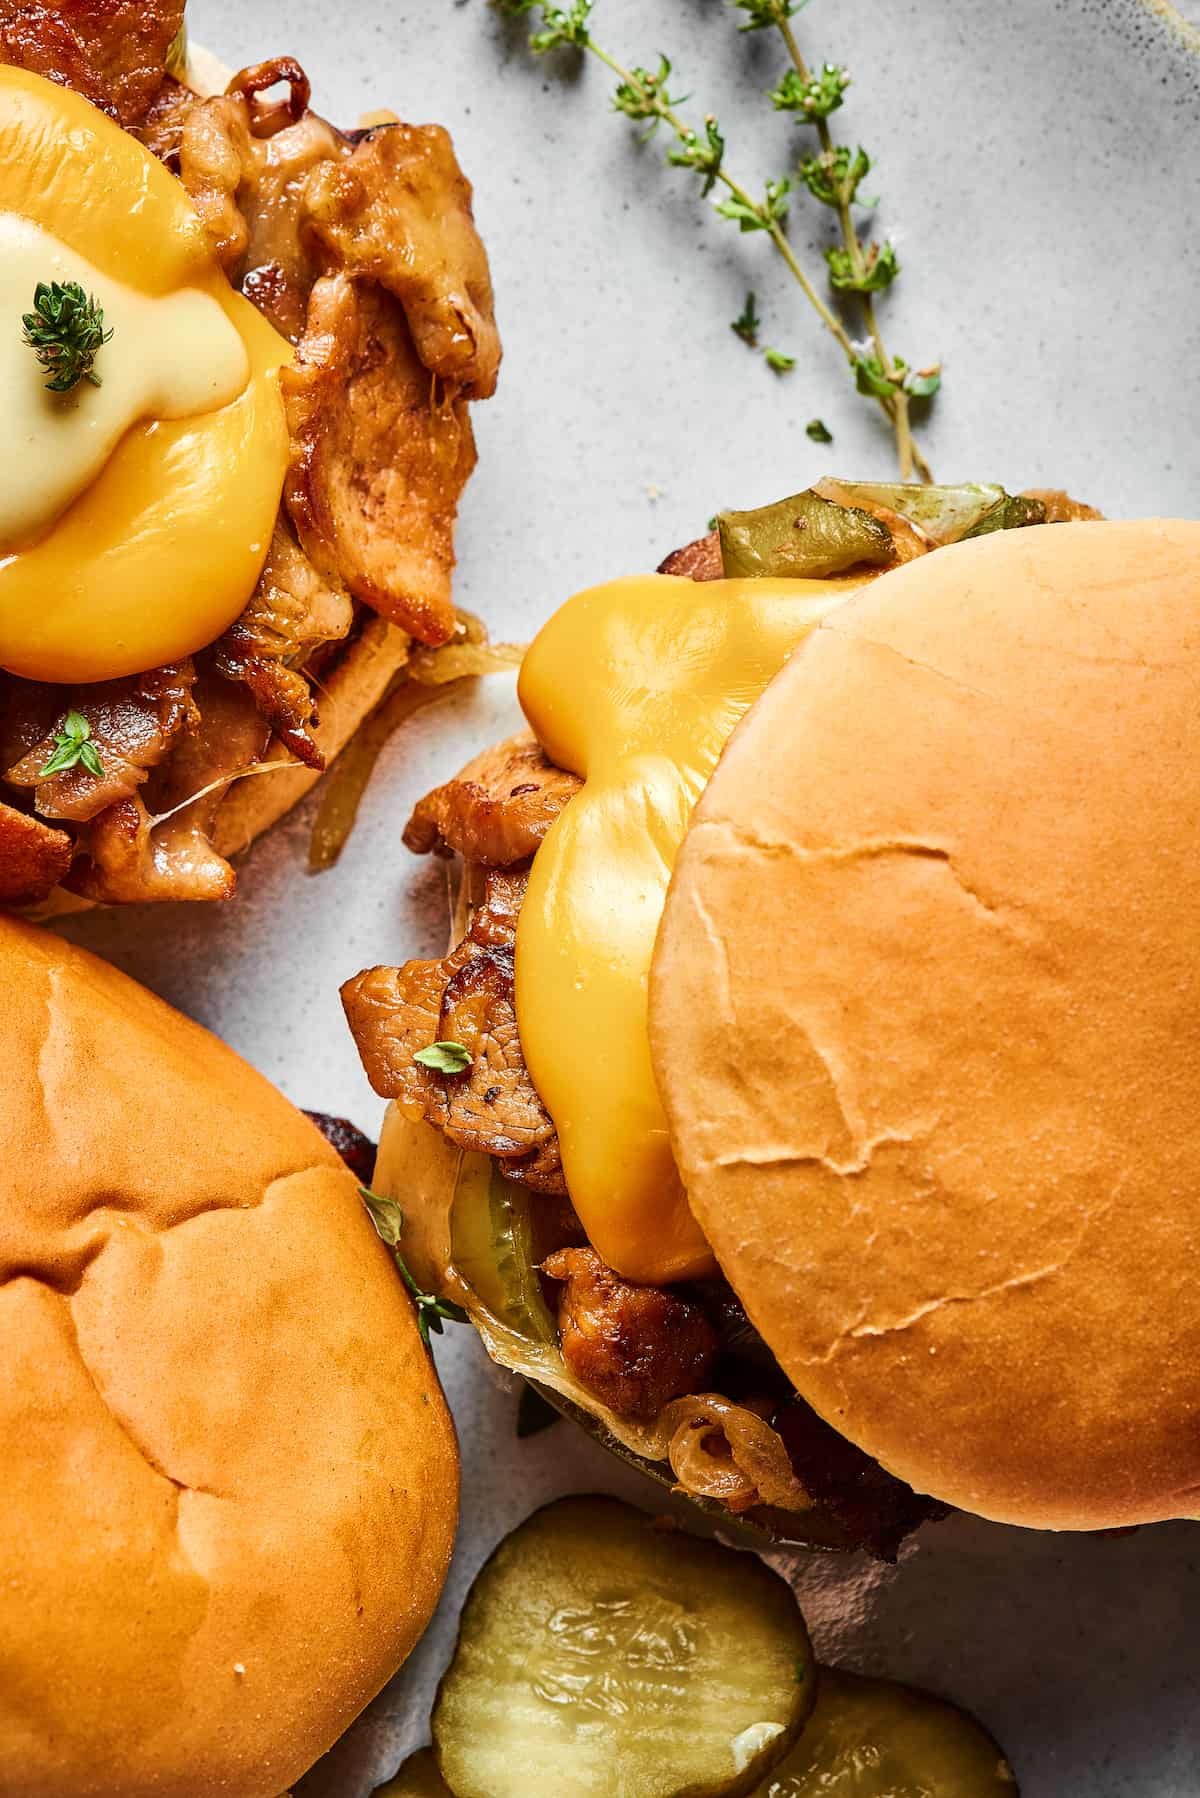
[0,10,499,907]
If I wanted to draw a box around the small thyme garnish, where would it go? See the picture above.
[733,291,796,377]
[414,1040,473,1074]
[806,417,834,443]
[38,710,104,780]
[731,291,761,347]
[359,1186,470,1347]
[22,281,112,394]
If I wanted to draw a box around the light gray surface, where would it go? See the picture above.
[57,1,1200,1793]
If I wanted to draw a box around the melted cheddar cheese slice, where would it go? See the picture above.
[516,572,857,1284]
[0,68,290,684]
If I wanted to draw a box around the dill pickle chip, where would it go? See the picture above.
[375,1748,453,1796]
[432,1495,814,1798]
[751,1667,1018,1795]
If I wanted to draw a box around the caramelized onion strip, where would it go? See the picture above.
[658,1395,814,1515]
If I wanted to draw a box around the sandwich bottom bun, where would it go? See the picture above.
[651,519,1200,1533]
[0,917,458,1796]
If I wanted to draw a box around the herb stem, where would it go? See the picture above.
[776,11,930,482]
[583,37,856,361]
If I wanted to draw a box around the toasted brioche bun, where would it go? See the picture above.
[0,917,457,1795]
[652,519,1200,1532]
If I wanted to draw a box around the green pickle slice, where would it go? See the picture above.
[374,1748,453,1796]
[432,1495,815,1798]
[751,1667,1018,1795]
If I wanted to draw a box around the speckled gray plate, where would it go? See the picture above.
[59,2,1200,1793]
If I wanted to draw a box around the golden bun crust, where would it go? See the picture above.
[651,520,1200,1531]
[0,916,457,1795]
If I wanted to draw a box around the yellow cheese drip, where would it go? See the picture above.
[516,572,858,1284]
[0,68,291,685]
[0,214,249,548]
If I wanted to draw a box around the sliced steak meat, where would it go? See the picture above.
[302,1112,377,1183]
[5,663,197,824]
[283,273,476,647]
[465,866,526,944]
[404,730,582,864]
[435,942,559,1169]
[0,0,185,125]
[657,530,723,581]
[179,68,347,341]
[180,77,496,644]
[132,69,195,168]
[65,792,237,903]
[341,868,565,1192]
[63,665,269,905]
[214,519,353,768]
[542,1246,718,1423]
[304,122,501,398]
[0,801,72,905]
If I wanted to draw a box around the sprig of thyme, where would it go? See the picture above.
[494,0,852,386]
[492,0,937,480]
[359,1186,470,1347]
[736,0,938,479]
[22,281,112,394]
[38,709,104,780]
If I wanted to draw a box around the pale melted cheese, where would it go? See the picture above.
[0,213,249,550]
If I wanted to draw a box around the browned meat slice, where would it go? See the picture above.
[179,66,497,646]
[1021,488,1105,524]
[133,70,195,169]
[405,731,582,864]
[283,273,475,646]
[342,868,565,1192]
[0,800,71,905]
[772,1398,947,1563]
[657,530,724,581]
[343,951,465,1115]
[304,124,501,398]
[5,663,196,823]
[0,674,59,775]
[0,0,184,124]
[302,1112,377,1183]
[214,519,353,768]
[542,1247,718,1423]
[179,65,348,342]
[435,944,549,1157]
[65,792,236,904]
[64,664,269,904]
[466,866,526,945]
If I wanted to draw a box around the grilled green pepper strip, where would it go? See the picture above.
[960,492,1047,537]
[821,479,1012,545]
[718,489,896,580]
[450,1154,558,1345]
